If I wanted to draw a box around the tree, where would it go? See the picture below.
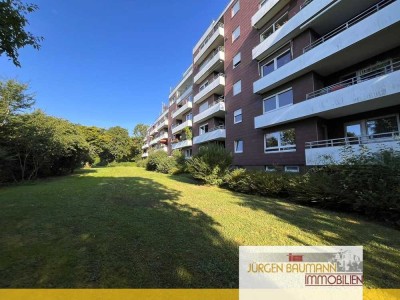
[103,126,132,163]
[0,0,43,67]
[0,79,35,126]
[133,123,149,139]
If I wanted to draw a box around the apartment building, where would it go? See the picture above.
[143,0,400,171]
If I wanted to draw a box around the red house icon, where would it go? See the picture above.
[288,253,303,262]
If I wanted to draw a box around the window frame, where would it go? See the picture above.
[233,52,241,69]
[199,101,209,113]
[263,87,293,114]
[260,12,289,42]
[265,166,277,172]
[199,80,209,91]
[264,129,296,153]
[233,80,242,96]
[285,166,300,173]
[260,47,292,77]
[199,123,209,135]
[234,139,244,153]
[232,26,241,42]
[344,114,400,139]
[234,109,242,124]
[231,1,240,17]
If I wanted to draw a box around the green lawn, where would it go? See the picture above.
[0,165,399,288]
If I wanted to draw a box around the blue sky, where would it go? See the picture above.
[0,0,228,132]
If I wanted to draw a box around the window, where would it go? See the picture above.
[185,112,192,121]
[231,1,240,17]
[234,109,242,124]
[265,129,296,153]
[265,166,277,172]
[232,26,240,42]
[185,149,192,158]
[199,101,209,113]
[233,52,241,68]
[260,12,289,42]
[233,80,242,96]
[345,115,399,140]
[199,124,209,135]
[285,166,300,173]
[199,80,209,91]
[260,48,292,77]
[263,89,293,113]
[234,140,244,153]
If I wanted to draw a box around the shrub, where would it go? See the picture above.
[136,158,148,168]
[224,169,294,197]
[186,144,232,185]
[146,151,177,174]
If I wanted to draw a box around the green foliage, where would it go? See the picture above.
[0,0,43,67]
[133,123,149,138]
[183,126,192,140]
[186,144,232,185]
[0,79,35,126]
[146,151,177,174]
[136,158,148,168]
[223,168,292,197]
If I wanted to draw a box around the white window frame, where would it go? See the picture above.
[233,80,242,96]
[265,166,277,172]
[199,101,209,113]
[285,166,300,173]
[232,26,241,42]
[263,88,293,114]
[264,129,296,153]
[344,114,400,139]
[260,12,289,42]
[233,52,241,69]
[260,47,291,77]
[199,123,209,135]
[234,140,244,153]
[199,80,209,91]
[231,1,240,17]
[184,149,192,159]
[234,109,242,124]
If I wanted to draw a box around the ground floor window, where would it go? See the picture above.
[184,149,192,158]
[234,140,243,153]
[345,114,399,139]
[265,166,277,172]
[285,166,300,173]
[265,128,296,153]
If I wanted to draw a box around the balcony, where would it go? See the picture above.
[252,0,291,29]
[172,139,193,150]
[142,143,149,150]
[169,65,193,100]
[149,139,157,146]
[154,145,168,153]
[142,153,149,158]
[193,100,225,124]
[156,119,169,132]
[253,0,400,95]
[194,23,224,65]
[305,132,400,165]
[172,120,192,135]
[193,126,226,145]
[193,74,225,104]
[194,47,225,84]
[172,101,193,120]
[176,86,193,105]
[254,61,400,129]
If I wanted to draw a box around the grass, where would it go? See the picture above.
[0,165,399,288]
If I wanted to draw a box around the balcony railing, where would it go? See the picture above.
[303,0,395,53]
[199,73,225,92]
[259,0,268,8]
[198,22,224,52]
[300,0,313,10]
[306,131,400,149]
[306,58,400,100]
[198,46,225,73]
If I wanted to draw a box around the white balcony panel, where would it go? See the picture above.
[156,120,169,132]
[193,76,225,104]
[194,51,225,84]
[255,70,400,129]
[176,86,193,105]
[172,120,193,135]
[193,129,226,145]
[172,140,193,150]
[253,1,400,94]
[169,66,193,99]
[172,101,193,120]
[149,139,157,146]
[142,143,149,150]
[193,102,225,124]
[252,0,338,61]
[194,27,224,65]
[306,141,400,166]
[142,153,149,158]
[154,146,168,153]
[252,0,291,29]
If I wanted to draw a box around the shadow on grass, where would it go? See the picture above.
[229,191,400,288]
[0,174,238,288]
